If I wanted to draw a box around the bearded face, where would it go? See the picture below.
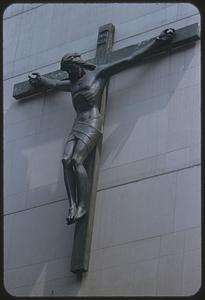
[60,54,85,82]
[61,63,85,83]
[61,62,82,80]
[60,53,96,81]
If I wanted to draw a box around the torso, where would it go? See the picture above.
[71,69,106,116]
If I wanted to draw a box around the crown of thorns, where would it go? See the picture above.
[61,53,96,71]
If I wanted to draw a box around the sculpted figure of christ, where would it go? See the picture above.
[28,28,175,225]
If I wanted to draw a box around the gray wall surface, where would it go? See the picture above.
[3,3,201,296]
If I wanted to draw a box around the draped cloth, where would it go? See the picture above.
[66,114,103,153]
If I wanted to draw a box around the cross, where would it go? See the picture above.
[12,23,199,273]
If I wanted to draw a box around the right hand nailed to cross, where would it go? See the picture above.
[156,28,175,44]
[28,72,47,88]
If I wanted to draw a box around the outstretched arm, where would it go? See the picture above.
[28,73,71,92]
[97,28,175,78]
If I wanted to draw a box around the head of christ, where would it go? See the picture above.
[60,53,96,82]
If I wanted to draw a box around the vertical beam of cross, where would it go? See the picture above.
[70,23,115,273]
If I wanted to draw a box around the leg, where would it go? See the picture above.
[71,140,90,221]
[62,139,77,224]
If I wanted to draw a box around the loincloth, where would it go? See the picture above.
[66,117,103,152]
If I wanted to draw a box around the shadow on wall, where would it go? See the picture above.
[5,265,84,296]
[101,44,197,168]
[4,44,197,204]
[4,88,75,205]
[4,43,197,296]
[4,89,85,295]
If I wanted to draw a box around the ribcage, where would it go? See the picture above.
[73,85,102,111]
[73,91,96,112]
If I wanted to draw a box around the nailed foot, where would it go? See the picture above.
[66,206,77,225]
[74,205,87,221]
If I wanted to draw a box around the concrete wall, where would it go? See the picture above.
[3,3,201,296]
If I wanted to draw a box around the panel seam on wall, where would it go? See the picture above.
[3,12,199,82]
[4,163,201,216]
[3,4,45,20]
[98,163,201,192]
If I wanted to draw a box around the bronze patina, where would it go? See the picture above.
[28,28,175,225]
[13,22,200,273]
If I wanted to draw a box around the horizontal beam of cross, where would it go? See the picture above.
[13,23,199,100]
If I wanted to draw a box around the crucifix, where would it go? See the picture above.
[13,23,199,273]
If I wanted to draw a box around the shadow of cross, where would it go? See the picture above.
[12,22,200,274]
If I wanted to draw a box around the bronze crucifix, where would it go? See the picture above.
[13,23,199,273]
[28,28,175,224]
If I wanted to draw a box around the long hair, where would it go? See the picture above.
[60,53,96,71]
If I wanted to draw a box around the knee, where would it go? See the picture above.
[71,154,83,168]
[62,156,71,167]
